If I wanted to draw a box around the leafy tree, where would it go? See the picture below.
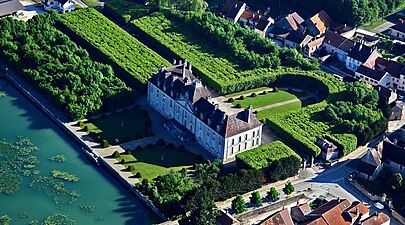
[266,187,279,201]
[283,181,294,196]
[194,159,221,184]
[388,173,403,191]
[231,195,246,213]
[184,186,219,225]
[250,191,262,205]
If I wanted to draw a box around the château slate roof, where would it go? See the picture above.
[347,42,376,63]
[285,30,312,45]
[356,65,386,81]
[390,21,405,33]
[150,60,262,138]
[0,0,25,17]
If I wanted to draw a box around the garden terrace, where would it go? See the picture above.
[0,12,131,120]
[79,107,153,144]
[131,12,320,94]
[58,8,170,90]
[103,0,153,24]
[231,90,306,109]
[256,97,317,120]
[114,143,203,179]
[235,141,301,182]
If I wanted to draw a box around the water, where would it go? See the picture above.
[0,79,159,225]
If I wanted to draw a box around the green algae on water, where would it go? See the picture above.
[51,170,80,182]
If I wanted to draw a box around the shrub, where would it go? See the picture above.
[250,92,257,97]
[128,165,135,171]
[83,125,90,132]
[261,90,267,95]
[266,187,279,201]
[122,14,131,24]
[78,120,84,127]
[124,149,130,154]
[156,138,166,146]
[283,181,294,196]
[177,144,186,152]
[228,97,234,103]
[112,150,120,158]
[113,139,120,145]
[135,171,142,178]
[135,146,142,151]
[239,95,245,100]
[120,158,126,164]
[273,87,279,92]
[103,140,110,148]
[235,103,242,108]
[167,143,175,149]
[250,191,262,205]
[231,195,246,213]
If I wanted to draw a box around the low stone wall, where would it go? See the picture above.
[236,194,306,220]
[0,73,169,222]
[351,179,381,202]
[392,210,405,225]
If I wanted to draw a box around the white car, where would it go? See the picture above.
[374,202,384,210]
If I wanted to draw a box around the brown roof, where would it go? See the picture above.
[301,217,328,225]
[344,201,369,220]
[216,210,240,225]
[259,208,294,225]
[321,206,351,225]
[307,36,325,48]
[356,64,387,81]
[296,203,311,215]
[375,57,405,79]
[361,212,390,225]
[323,30,355,52]
[308,10,331,34]
[310,199,351,215]
[285,12,304,30]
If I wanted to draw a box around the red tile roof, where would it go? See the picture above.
[259,208,294,225]
[361,212,390,225]
[308,10,331,34]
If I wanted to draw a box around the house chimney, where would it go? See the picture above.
[172,59,177,65]
[337,197,341,202]
[244,105,253,124]
[179,59,182,65]
[184,58,188,66]
[182,63,186,78]
[187,61,192,71]
[344,23,347,27]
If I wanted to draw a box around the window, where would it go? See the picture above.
[245,134,248,140]
[244,142,247,149]
[232,139,234,145]
[253,131,255,137]
[252,139,255,146]
[170,100,172,108]
[239,136,241,142]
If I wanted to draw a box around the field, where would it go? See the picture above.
[59,8,170,87]
[256,97,317,120]
[81,108,152,143]
[117,145,202,179]
[232,90,305,109]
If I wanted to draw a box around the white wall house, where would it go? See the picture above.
[345,42,381,72]
[42,0,75,13]
[147,60,263,160]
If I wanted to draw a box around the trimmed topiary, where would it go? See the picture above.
[250,92,257,97]
[156,138,166,146]
[128,165,135,171]
[124,149,130,155]
[112,150,120,158]
[273,87,279,92]
[228,98,234,103]
[78,120,84,127]
[239,95,245,100]
[120,158,126,164]
[135,172,142,178]
[167,143,175,149]
[83,125,90,132]
[103,140,110,148]
[235,103,242,108]
[261,90,267,95]
[177,144,186,152]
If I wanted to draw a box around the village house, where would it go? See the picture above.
[321,30,355,62]
[284,30,312,49]
[316,138,339,161]
[259,208,294,225]
[223,0,273,37]
[302,10,331,37]
[0,0,25,18]
[267,12,304,46]
[361,212,390,225]
[147,59,263,161]
[42,0,76,13]
[387,20,405,41]
[291,203,311,222]
[346,42,381,72]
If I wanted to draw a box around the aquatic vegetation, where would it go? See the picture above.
[42,214,76,225]
[49,155,66,163]
[79,205,95,213]
[28,220,38,225]
[0,92,6,98]
[19,212,29,218]
[51,170,80,182]
[29,176,81,205]
[0,215,11,225]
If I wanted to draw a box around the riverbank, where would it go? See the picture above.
[0,71,169,222]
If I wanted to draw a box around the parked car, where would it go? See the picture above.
[374,202,384,210]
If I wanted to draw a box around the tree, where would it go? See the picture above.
[184,186,219,225]
[250,191,262,205]
[266,187,279,201]
[388,173,403,191]
[283,181,294,196]
[231,195,246,213]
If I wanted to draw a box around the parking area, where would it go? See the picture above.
[14,0,47,21]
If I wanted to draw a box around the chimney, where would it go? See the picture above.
[337,197,341,202]
[187,61,192,71]
[344,23,347,27]
[184,58,188,66]
[172,59,177,65]
[179,59,182,65]
[244,105,253,124]
[182,63,186,78]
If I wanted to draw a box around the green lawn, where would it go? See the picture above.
[81,108,152,143]
[232,90,302,109]
[224,87,269,98]
[362,19,387,30]
[116,145,202,179]
[256,97,317,120]
[80,0,101,7]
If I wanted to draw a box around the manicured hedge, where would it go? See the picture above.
[103,0,153,25]
[131,12,322,94]
[326,133,357,156]
[235,141,301,182]
[58,8,170,90]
